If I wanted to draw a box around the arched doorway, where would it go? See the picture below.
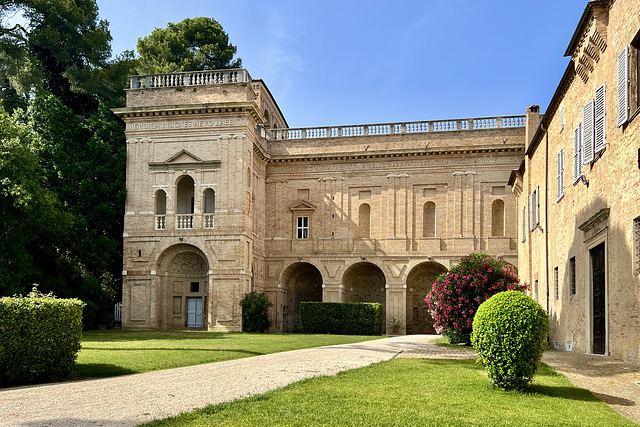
[281,262,323,332]
[156,244,209,329]
[342,262,386,329]
[405,261,448,334]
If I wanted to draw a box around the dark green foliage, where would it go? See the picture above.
[136,17,241,74]
[472,290,549,390]
[0,288,85,386]
[300,302,383,335]
[425,252,526,345]
[240,292,273,332]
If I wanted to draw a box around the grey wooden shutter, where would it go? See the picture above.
[528,192,534,231]
[535,186,540,227]
[582,99,594,164]
[618,46,629,127]
[557,149,564,201]
[521,206,526,242]
[573,124,582,183]
[595,84,606,152]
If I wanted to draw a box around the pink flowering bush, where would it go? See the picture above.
[425,252,526,345]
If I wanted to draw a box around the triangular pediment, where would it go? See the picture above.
[289,200,316,211]
[165,150,203,164]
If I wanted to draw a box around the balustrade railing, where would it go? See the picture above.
[176,215,194,229]
[204,214,214,229]
[155,215,166,230]
[266,115,526,141]
[130,69,251,89]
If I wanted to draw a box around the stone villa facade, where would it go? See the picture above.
[113,72,524,335]
[511,0,640,366]
[113,0,640,366]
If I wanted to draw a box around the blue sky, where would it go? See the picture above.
[97,0,588,128]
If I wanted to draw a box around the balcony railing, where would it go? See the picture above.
[264,115,526,141]
[155,215,166,230]
[204,214,214,229]
[176,215,194,229]
[129,69,251,89]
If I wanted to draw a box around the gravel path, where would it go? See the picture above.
[2,335,638,426]
[0,335,441,427]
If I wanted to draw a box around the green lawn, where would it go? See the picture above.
[141,359,635,427]
[75,330,381,379]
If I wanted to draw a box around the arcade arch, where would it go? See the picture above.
[156,244,209,329]
[280,262,323,332]
[342,262,386,326]
[405,261,448,334]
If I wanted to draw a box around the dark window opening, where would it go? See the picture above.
[191,282,199,293]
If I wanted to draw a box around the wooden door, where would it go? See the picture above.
[187,297,203,328]
[591,244,606,354]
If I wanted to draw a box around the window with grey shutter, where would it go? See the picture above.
[595,84,606,152]
[521,206,526,242]
[618,46,629,127]
[582,99,594,164]
[560,107,564,132]
[557,149,564,201]
[528,192,534,231]
[533,187,540,228]
[573,123,582,183]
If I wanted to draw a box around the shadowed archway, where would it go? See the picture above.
[406,261,448,334]
[280,262,323,332]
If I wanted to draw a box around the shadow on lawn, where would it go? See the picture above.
[81,330,242,342]
[73,364,138,379]
[81,348,264,356]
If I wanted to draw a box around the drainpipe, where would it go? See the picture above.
[541,123,550,313]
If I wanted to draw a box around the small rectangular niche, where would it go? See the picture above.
[190,282,200,293]
[297,189,309,200]
[173,296,182,314]
[423,188,436,198]
[359,190,371,200]
[492,186,506,195]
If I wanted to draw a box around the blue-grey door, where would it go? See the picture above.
[187,297,203,328]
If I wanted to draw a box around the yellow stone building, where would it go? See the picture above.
[511,0,640,365]
[113,73,524,334]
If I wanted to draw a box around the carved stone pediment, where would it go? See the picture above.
[149,149,221,171]
[289,201,316,212]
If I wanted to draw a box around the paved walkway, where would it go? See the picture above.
[0,335,638,426]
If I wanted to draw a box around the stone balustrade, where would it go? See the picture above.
[129,69,251,89]
[265,115,526,141]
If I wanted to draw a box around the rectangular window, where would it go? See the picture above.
[618,46,630,127]
[557,149,564,201]
[190,282,199,293]
[535,186,540,228]
[570,257,576,295]
[634,216,640,274]
[594,84,606,153]
[573,122,583,183]
[560,106,564,132]
[296,216,309,239]
[554,267,559,300]
[528,187,540,231]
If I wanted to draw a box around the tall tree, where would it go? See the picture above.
[136,17,241,74]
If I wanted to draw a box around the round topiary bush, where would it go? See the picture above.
[471,290,549,390]
[425,252,525,345]
[240,292,273,332]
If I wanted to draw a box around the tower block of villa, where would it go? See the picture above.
[113,70,525,334]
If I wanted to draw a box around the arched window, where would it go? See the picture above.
[492,199,505,237]
[263,109,271,128]
[176,176,195,229]
[155,190,166,230]
[358,203,371,238]
[203,188,215,229]
[423,202,436,237]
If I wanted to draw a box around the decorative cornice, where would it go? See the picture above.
[578,208,610,232]
[267,144,523,164]
[112,102,263,123]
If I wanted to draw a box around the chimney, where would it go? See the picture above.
[525,105,541,153]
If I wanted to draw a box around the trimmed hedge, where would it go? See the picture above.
[471,290,549,390]
[300,302,382,335]
[0,289,85,387]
